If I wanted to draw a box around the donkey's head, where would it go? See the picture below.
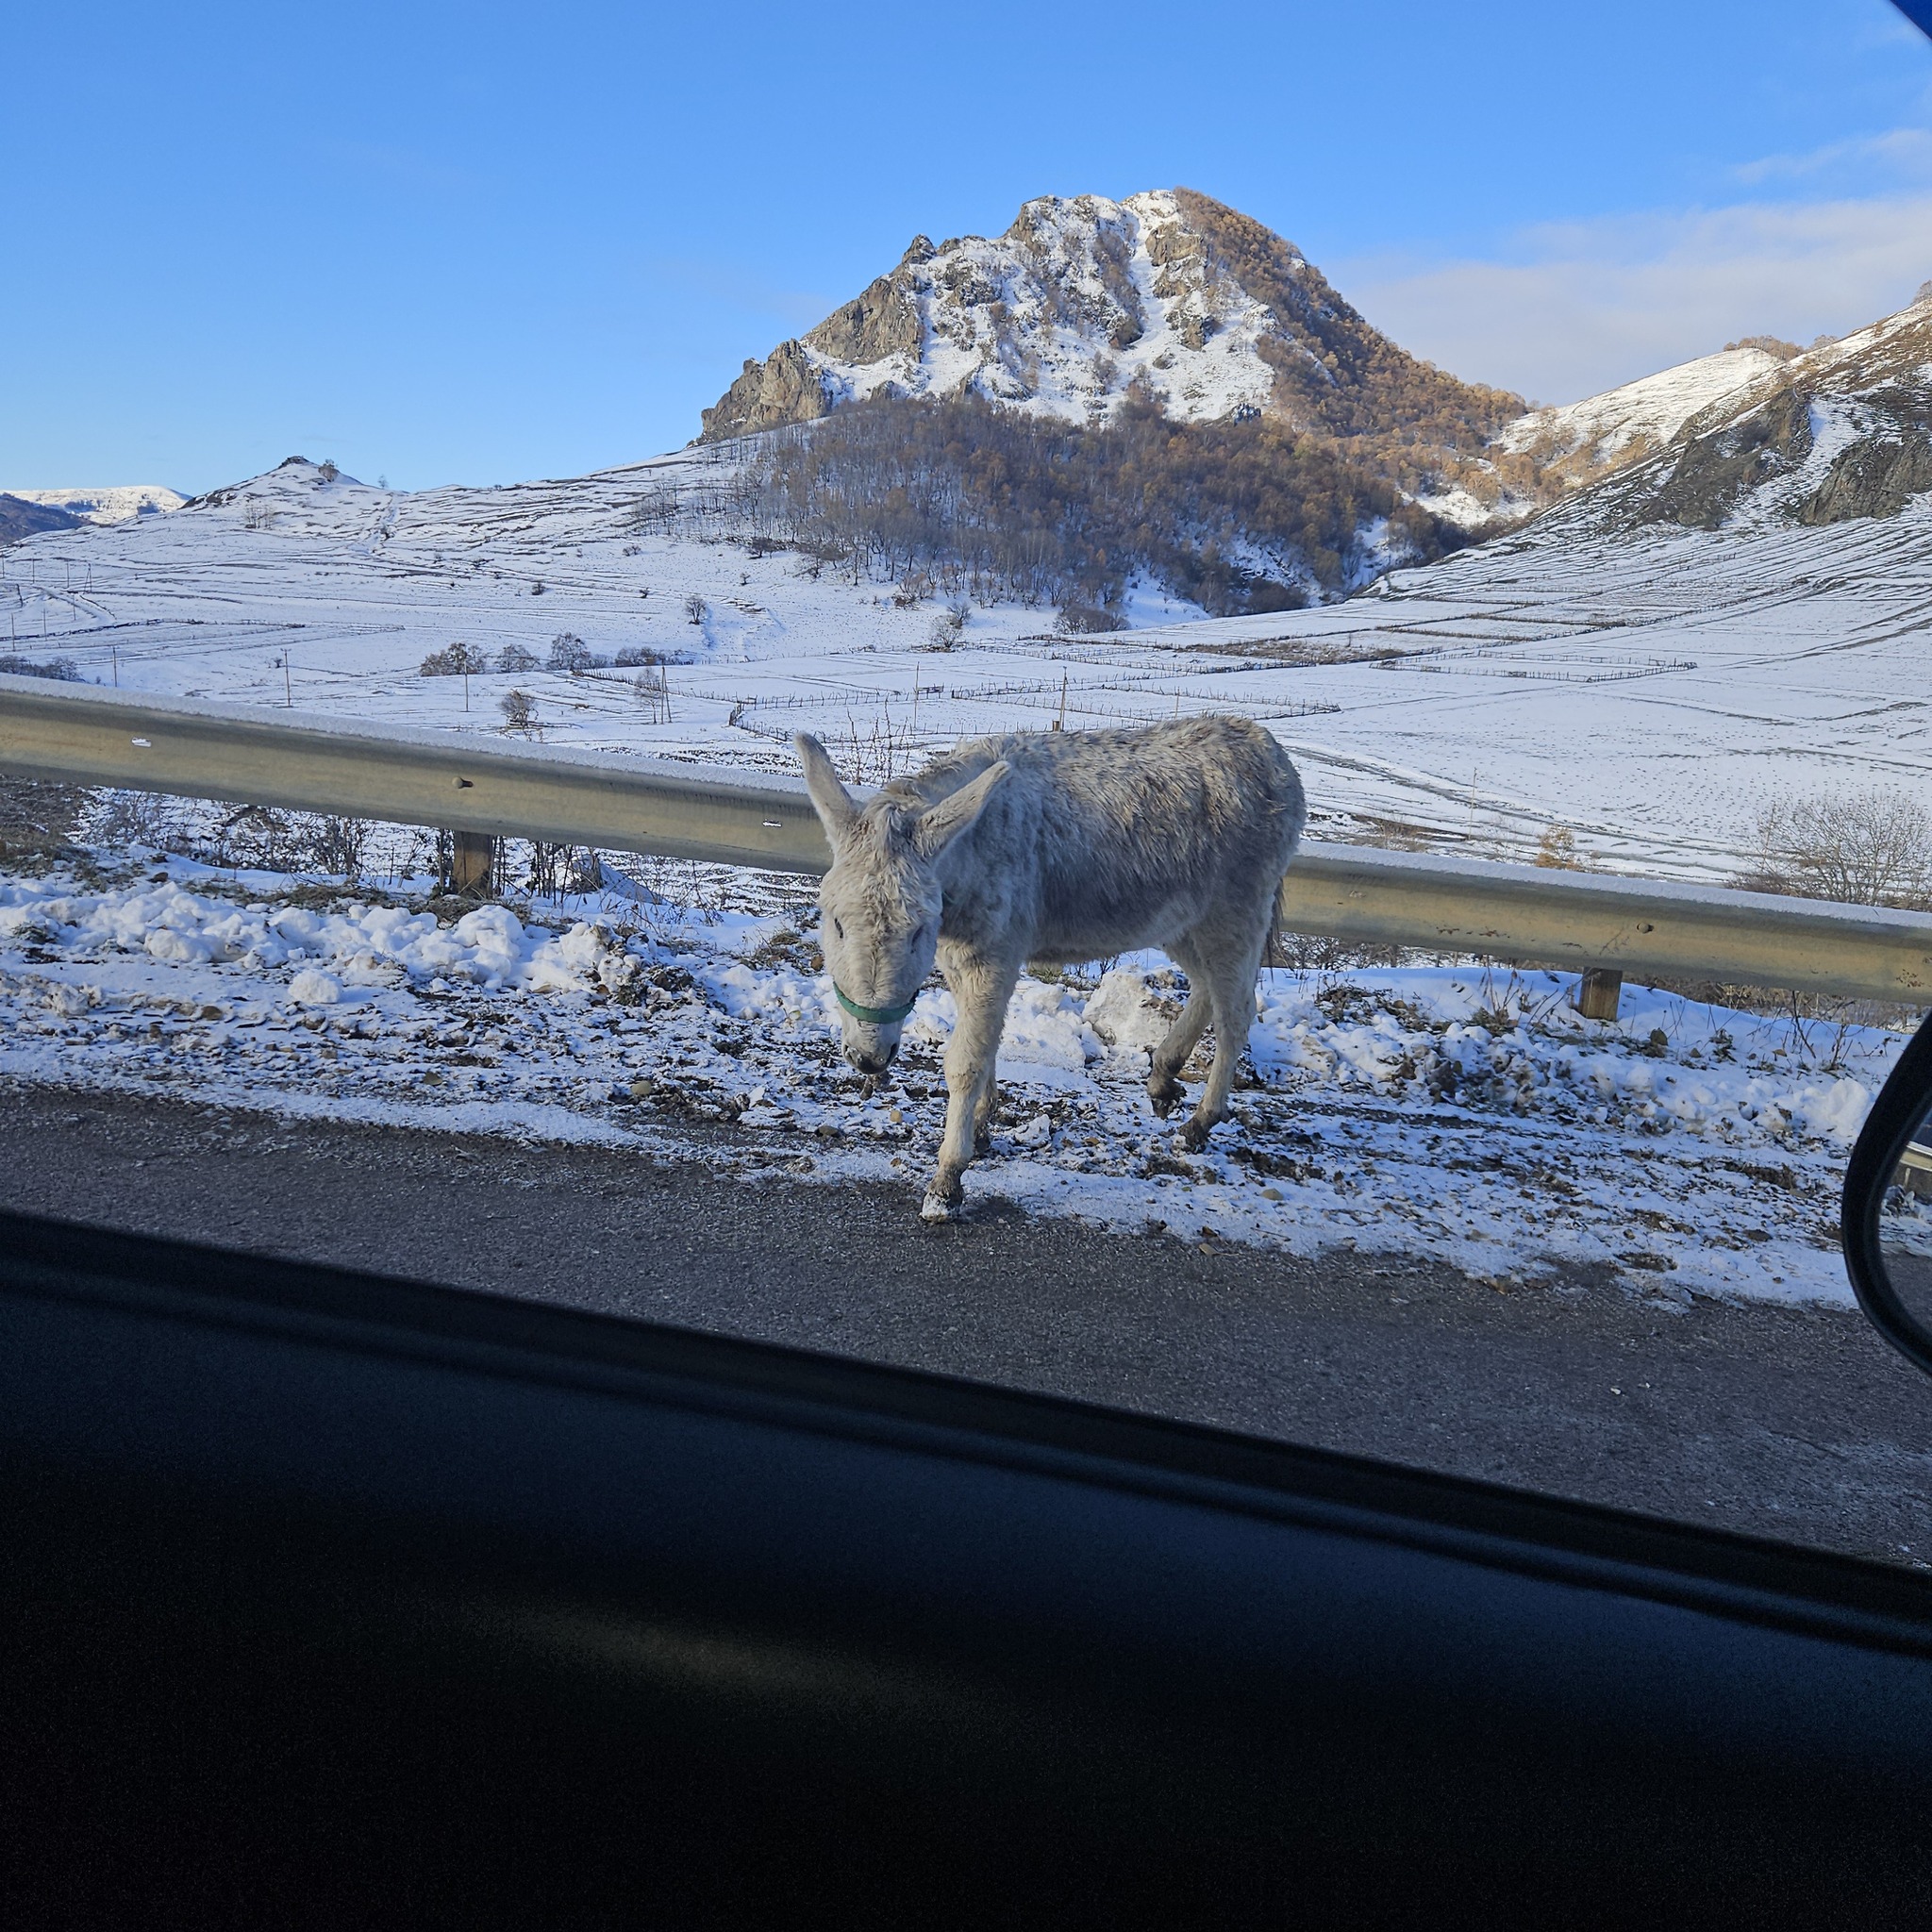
[795,734,1009,1075]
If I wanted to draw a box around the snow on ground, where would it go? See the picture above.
[8,449,1932,881]
[0,846,1889,1307]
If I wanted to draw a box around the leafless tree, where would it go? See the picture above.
[1747,787,1932,907]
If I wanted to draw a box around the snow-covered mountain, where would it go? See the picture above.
[703,189,1523,494]
[1490,342,1799,494]
[1526,288,1932,538]
[4,485,187,525]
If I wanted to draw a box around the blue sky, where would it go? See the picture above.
[7,0,1932,493]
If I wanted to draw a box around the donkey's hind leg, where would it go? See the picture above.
[1146,966,1212,1120]
[1175,918,1270,1154]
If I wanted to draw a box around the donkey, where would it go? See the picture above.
[796,715,1307,1222]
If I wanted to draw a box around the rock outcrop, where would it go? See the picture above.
[699,189,1524,497]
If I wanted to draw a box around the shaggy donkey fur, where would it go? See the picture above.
[796,715,1307,1222]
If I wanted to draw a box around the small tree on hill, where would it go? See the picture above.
[546,633,600,673]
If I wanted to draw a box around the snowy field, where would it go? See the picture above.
[0,844,1890,1307]
[7,453,1932,881]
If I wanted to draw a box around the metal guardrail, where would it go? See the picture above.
[5,673,1932,1008]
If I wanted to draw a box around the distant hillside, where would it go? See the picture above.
[3,485,186,525]
[1527,290,1932,538]
[0,495,83,544]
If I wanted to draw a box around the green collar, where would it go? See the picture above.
[836,984,920,1026]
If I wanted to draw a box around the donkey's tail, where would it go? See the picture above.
[1264,743,1309,974]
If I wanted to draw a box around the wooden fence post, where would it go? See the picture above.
[451,830,496,897]
[1575,967,1623,1022]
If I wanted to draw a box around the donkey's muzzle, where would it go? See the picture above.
[846,1044,896,1076]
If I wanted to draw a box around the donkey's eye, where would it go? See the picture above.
[908,923,924,946]
[832,917,844,941]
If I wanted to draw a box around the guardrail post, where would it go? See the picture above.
[1575,967,1623,1022]
[451,830,497,897]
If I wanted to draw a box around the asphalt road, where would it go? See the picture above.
[4,1075,1930,1567]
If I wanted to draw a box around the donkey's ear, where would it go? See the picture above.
[915,760,1009,860]
[795,733,858,839]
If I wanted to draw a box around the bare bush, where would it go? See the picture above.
[419,641,488,676]
[0,654,82,681]
[525,841,603,900]
[546,632,603,673]
[87,790,206,857]
[1055,602,1126,635]
[303,814,371,879]
[495,642,538,673]
[499,689,539,735]
[685,594,708,625]
[631,665,672,723]
[1533,825,1580,870]
[613,644,661,667]
[1744,788,1932,907]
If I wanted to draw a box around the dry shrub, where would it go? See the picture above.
[1742,788,1932,908]
[1534,825,1580,870]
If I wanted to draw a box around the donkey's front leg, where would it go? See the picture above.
[1176,940,1267,1154]
[923,952,1021,1222]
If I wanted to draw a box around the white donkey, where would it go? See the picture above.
[796,715,1307,1222]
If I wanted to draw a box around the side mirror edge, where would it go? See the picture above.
[1842,1007,1932,1380]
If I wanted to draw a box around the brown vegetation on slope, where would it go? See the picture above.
[1170,189,1525,493]
[719,392,1461,616]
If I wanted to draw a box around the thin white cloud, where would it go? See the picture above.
[1731,125,1932,185]
[1333,195,1932,407]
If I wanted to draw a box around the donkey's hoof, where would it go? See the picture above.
[1175,1117,1214,1154]
[921,1180,964,1224]
[1148,1080,1184,1120]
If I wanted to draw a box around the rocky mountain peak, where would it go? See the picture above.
[698,189,1523,493]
